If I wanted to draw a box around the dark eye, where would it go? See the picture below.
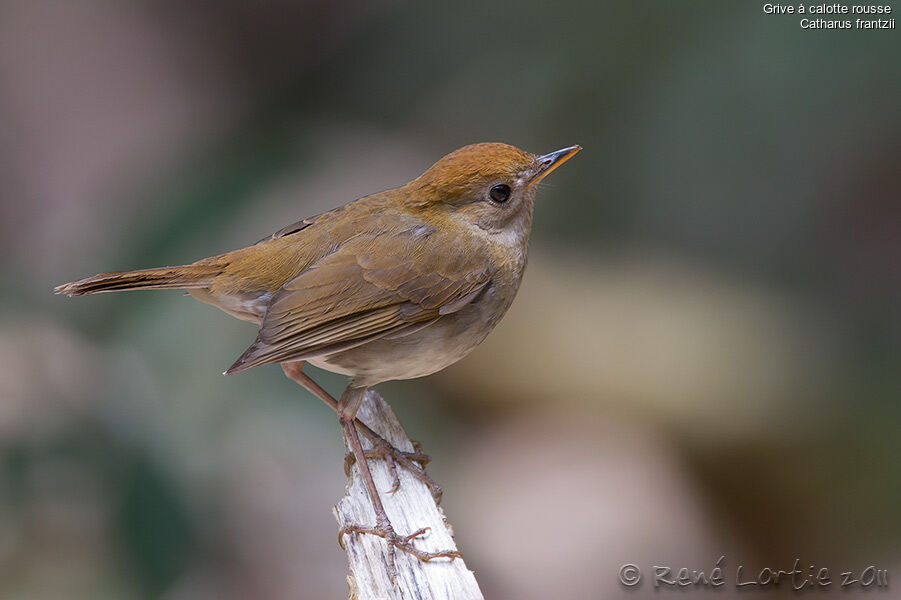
[489,184,511,203]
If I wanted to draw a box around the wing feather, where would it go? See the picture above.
[225,227,490,374]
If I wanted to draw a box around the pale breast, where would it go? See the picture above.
[308,283,513,387]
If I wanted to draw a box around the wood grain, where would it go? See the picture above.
[334,390,484,600]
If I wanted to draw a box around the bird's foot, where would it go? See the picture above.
[338,519,461,580]
[345,433,443,503]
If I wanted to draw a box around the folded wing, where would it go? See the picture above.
[225,228,489,374]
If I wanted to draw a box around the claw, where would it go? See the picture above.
[338,521,461,581]
[348,430,444,503]
[410,440,432,465]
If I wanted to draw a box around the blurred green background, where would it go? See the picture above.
[1,1,898,598]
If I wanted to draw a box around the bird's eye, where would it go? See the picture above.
[489,184,511,203]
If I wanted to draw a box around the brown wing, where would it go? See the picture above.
[224,227,490,374]
[253,216,316,244]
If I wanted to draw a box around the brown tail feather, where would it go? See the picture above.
[54,264,222,297]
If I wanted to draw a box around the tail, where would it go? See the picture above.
[54,263,223,297]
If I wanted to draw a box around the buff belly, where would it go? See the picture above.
[307,286,509,387]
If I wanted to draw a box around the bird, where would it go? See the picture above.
[55,141,581,571]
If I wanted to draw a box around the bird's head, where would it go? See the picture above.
[408,142,580,236]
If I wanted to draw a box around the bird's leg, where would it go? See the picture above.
[343,440,438,500]
[336,385,460,580]
[280,361,442,501]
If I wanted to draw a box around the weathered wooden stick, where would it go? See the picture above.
[334,389,484,600]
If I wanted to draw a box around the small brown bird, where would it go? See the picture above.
[56,142,580,567]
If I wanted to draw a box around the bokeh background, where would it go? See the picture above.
[1,1,899,598]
